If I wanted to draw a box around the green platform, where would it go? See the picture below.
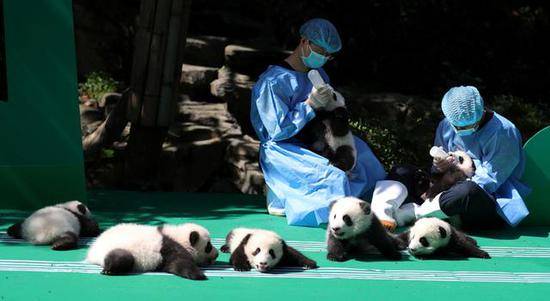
[1,0,550,299]
[0,0,86,209]
[1,190,550,301]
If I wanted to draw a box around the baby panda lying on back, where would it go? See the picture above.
[399,217,490,259]
[327,197,402,261]
[295,70,356,172]
[7,200,100,250]
[220,228,317,272]
[86,223,218,280]
[426,149,476,199]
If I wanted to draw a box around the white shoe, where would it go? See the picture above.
[266,186,286,216]
[371,180,408,230]
[267,204,286,216]
[414,193,448,219]
[394,202,418,226]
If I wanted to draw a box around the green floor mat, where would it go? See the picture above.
[2,190,550,300]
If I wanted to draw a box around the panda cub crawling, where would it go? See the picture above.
[86,223,218,280]
[7,200,100,250]
[295,70,356,172]
[220,228,317,272]
[327,197,402,261]
[399,217,490,259]
[426,149,476,199]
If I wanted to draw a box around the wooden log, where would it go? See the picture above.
[123,0,191,188]
[127,0,190,127]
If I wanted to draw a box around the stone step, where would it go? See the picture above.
[208,66,256,137]
[175,99,244,139]
[183,35,229,67]
[167,124,221,143]
[159,138,225,192]
[224,138,263,194]
[224,44,290,78]
[179,64,219,97]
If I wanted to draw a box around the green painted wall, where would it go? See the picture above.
[0,0,86,209]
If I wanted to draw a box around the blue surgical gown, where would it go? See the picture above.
[434,112,530,226]
[250,65,386,227]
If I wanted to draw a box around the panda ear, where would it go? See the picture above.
[359,202,371,215]
[329,200,337,210]
[77,204,87,215]
[189,231,200,246]
[438,226,447,239]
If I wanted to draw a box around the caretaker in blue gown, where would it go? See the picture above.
[250,18,386,227]
[412,86,530,228]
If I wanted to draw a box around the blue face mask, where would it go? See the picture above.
[301,43,329,69]
[454,123,479,137]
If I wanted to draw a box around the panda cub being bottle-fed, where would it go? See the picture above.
[426,146,476,199]
[295,70,356,173]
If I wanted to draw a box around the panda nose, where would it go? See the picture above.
[259,262,267,267]
[409,247,417,253]
[332,227,341,232]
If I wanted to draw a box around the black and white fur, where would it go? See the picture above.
[220,228,317,272]
[398,217,490,259]
[7,200,100,250]
[326,197,402,261]
[86,223,218,280]
[296,88,356,172]
[387,164,431,205]
[426,150,476,199]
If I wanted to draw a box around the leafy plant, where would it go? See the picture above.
[349,118,432,170]
[488,95,550,142]
[79,71,119,101]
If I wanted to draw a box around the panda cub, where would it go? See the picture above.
[426,150,476,199]
[86,223,218,280]
[327,197,402,261]
[295,70,356,172]
[398,217,490,259]
[7,200,100,250]
[220,228,318,272]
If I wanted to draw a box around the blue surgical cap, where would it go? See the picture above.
[299,18,342,53]
[441,86,484,127]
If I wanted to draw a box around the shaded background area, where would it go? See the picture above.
[73,0,550,193]
[0,0,7,101]
[75,0,550,102]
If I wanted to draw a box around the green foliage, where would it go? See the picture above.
[79,71,118,101]
[488,95,550,142]
[349,119,408,169]
[349,117,432,170]
[350,95,550,171]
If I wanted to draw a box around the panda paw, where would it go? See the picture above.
[478,250,491,259]
[220,244,230,253]
[327,252,348,262]
[186,271,208,281]
[101,269,116,276]
[232,259,252,272]
[233,264,251,272]
[385,251,402,261]
[303,259,318,269]
[51,242,77,251]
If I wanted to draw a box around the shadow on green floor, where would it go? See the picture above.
[1,190,267,230]
[470,227,550,239]
[87,190,266,227]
